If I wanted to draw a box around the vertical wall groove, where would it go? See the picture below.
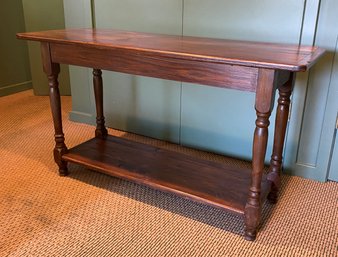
[298,0,308,45]
[91,0,96,28]
[285,0,322,166]
[179,0,185,143]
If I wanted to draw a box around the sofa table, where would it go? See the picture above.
[17,29,324,241]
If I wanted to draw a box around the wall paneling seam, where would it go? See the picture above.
[90,0,96,28]
[179,0,185,144]
[284,0,321,167]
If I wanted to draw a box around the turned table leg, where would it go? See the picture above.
[93,69,108,139]
[49,70,68,176]
[244,69,276,241]
[267,74,294,203]
[41,43,68,176]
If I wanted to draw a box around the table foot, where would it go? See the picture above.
[244,229,257,241]
[244,199,260,242]
[267,170,280,204]
[59,165,69,176]
[53,147,68,176]
[95,123,108,139]
[267,190,278,204]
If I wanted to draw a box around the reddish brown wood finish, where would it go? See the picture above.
[41,42,68,176]
[16,29,325,241]
[50,43,258,91]
[244,69,276,240]
[62,135,272,214]
[93,69,108,138]
[17,29,324,71]
[267,74,294,203]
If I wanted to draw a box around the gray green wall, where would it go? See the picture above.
[22,0,71,95]
[0,0,71,97]
[284,0,338,181]
[0,0,31,96]
[64,0,338,181]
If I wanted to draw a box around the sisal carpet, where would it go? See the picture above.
[0,90,337,257]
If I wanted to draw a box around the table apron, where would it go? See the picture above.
[50,43,258,91]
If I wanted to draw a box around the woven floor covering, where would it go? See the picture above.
[0,90,337,257]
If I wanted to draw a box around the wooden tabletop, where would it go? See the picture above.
[17,28,325,71]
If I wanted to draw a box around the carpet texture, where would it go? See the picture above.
[0,90,337,257]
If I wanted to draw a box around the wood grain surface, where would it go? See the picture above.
[62,135,271,215]
[17,29,325,71]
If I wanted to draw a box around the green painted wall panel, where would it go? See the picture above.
[102,73,181,141]
[181,0,304,161]
[0,0,31,96]
[296,54,334,166]
[22,0,70,96]
[180,85,259,159]
[327,34,338,181]
[63,0,94,123]
[306,0,338,180]
[94,0,183,33]
[284,0,338,181]
[328,130,338,181]
[94,0,183,142]
[183,0,304,43]
[296,0,338,168]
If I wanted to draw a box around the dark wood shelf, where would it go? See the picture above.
[62,135,271,215]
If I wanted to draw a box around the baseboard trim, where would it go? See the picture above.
[0,81,32,97]
[69,111,95,125]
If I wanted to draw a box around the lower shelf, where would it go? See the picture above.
[62,135,271,215]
